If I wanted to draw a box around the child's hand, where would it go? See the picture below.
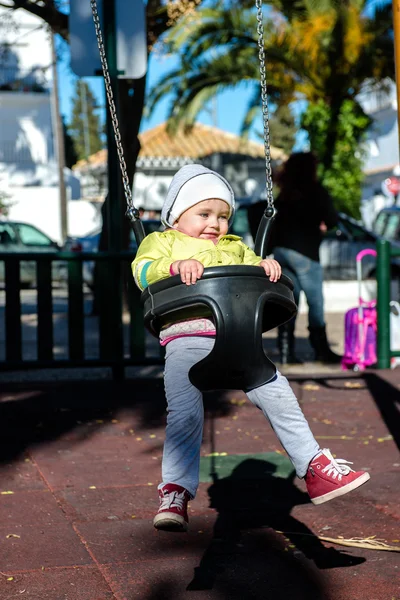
[171,259,204,285]
[259,259,281,282]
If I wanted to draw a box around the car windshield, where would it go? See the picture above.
[382,213,400,240]
[373,211,389,236]
[372,210,400,240]
[14,223,53,246]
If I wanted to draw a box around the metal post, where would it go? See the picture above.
[393,0,400,159]
[103,0,122,253]
[50,31,68,245]
[377,239,391,369]
[81,81,91,160]
[101,0,124,379]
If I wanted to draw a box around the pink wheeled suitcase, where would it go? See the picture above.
[341,249,377,371]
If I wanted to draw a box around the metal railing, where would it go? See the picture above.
[2,242,399,375]
[0,251,162,379]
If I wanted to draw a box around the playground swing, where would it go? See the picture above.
[90,0,297,392]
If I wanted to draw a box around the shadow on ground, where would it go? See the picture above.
[288,372,400,452]
[363,372,400,451]
[0,380,233,463]
[0,370,390,599]
[1,368,398,462]
[141,456,366,600]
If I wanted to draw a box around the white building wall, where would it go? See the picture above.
[6,188,101,244]
[0,8,91,236]
[359,80,399,177]
[0,7,54,170]
[0,7,52,78]
[359,82,399,171]
[0,92,54,167]
[358,80,400,226]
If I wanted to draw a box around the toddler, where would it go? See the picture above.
[132,164,370,532]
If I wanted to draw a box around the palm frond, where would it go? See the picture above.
[240,87,265,139]
[165,7,258,60]
[148,0,394,147]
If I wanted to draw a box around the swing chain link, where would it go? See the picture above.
[255,0,275,212]
[90,0,138,220]
[90,0,274,216]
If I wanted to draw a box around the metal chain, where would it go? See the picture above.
[255,0,274,210]
[90,0,274,213]
[90,0,137,218]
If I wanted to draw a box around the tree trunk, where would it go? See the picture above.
[321,99,342,173]
[321,8,346,173]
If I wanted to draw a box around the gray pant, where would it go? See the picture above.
[162,337,320,498]
[273,247,325,329]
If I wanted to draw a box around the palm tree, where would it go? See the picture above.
[147,0,394,171]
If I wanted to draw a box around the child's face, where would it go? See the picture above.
[173,199,230,243]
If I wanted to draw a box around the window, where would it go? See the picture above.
[384,214,400,240]
[0,223,17,244]
[15,223,53,246]
[373,212,389,236]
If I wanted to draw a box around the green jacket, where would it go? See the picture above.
[132,229,263,290]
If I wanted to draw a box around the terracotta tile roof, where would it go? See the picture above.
[138,122,285,159]
[74,122,285,169]
[364,163,399,175]
[74,148,107,168]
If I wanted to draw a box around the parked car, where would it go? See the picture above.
[0,220,63,287]
[62,220,164,288]
[319,212,380,280]
[372,206,400,242]
[61,209,390,288]
[232,201,383,280]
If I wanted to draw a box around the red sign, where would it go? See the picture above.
[385,176,400,195]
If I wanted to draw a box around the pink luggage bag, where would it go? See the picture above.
[341,249,377,371]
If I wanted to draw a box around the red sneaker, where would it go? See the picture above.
[153,483,191,532]
[305,449,370,505]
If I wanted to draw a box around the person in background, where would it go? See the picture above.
[270,152,341,364]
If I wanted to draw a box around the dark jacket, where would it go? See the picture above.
[268,183,338,262]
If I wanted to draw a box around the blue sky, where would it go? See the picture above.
[58,43,267,142]
[58,0,271,141]
[57,0,389,144]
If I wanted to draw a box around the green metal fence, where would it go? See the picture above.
[377,239,400,369]
[2,242,399,375]
[0,251,162,379]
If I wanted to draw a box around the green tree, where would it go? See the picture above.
[62,116,78,169]
[148,0,393,187]
[69,81,103,161]
[302,99,371,218]
[267,105,296,155]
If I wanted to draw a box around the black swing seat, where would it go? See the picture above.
[141,266,297,392]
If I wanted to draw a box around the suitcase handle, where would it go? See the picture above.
[356,249,377,307]
[356,249,377,262]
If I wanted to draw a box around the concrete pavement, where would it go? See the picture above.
[0,358,399,599]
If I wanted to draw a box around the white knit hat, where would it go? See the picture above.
[161,165,235,227]
[169,174,233,224]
